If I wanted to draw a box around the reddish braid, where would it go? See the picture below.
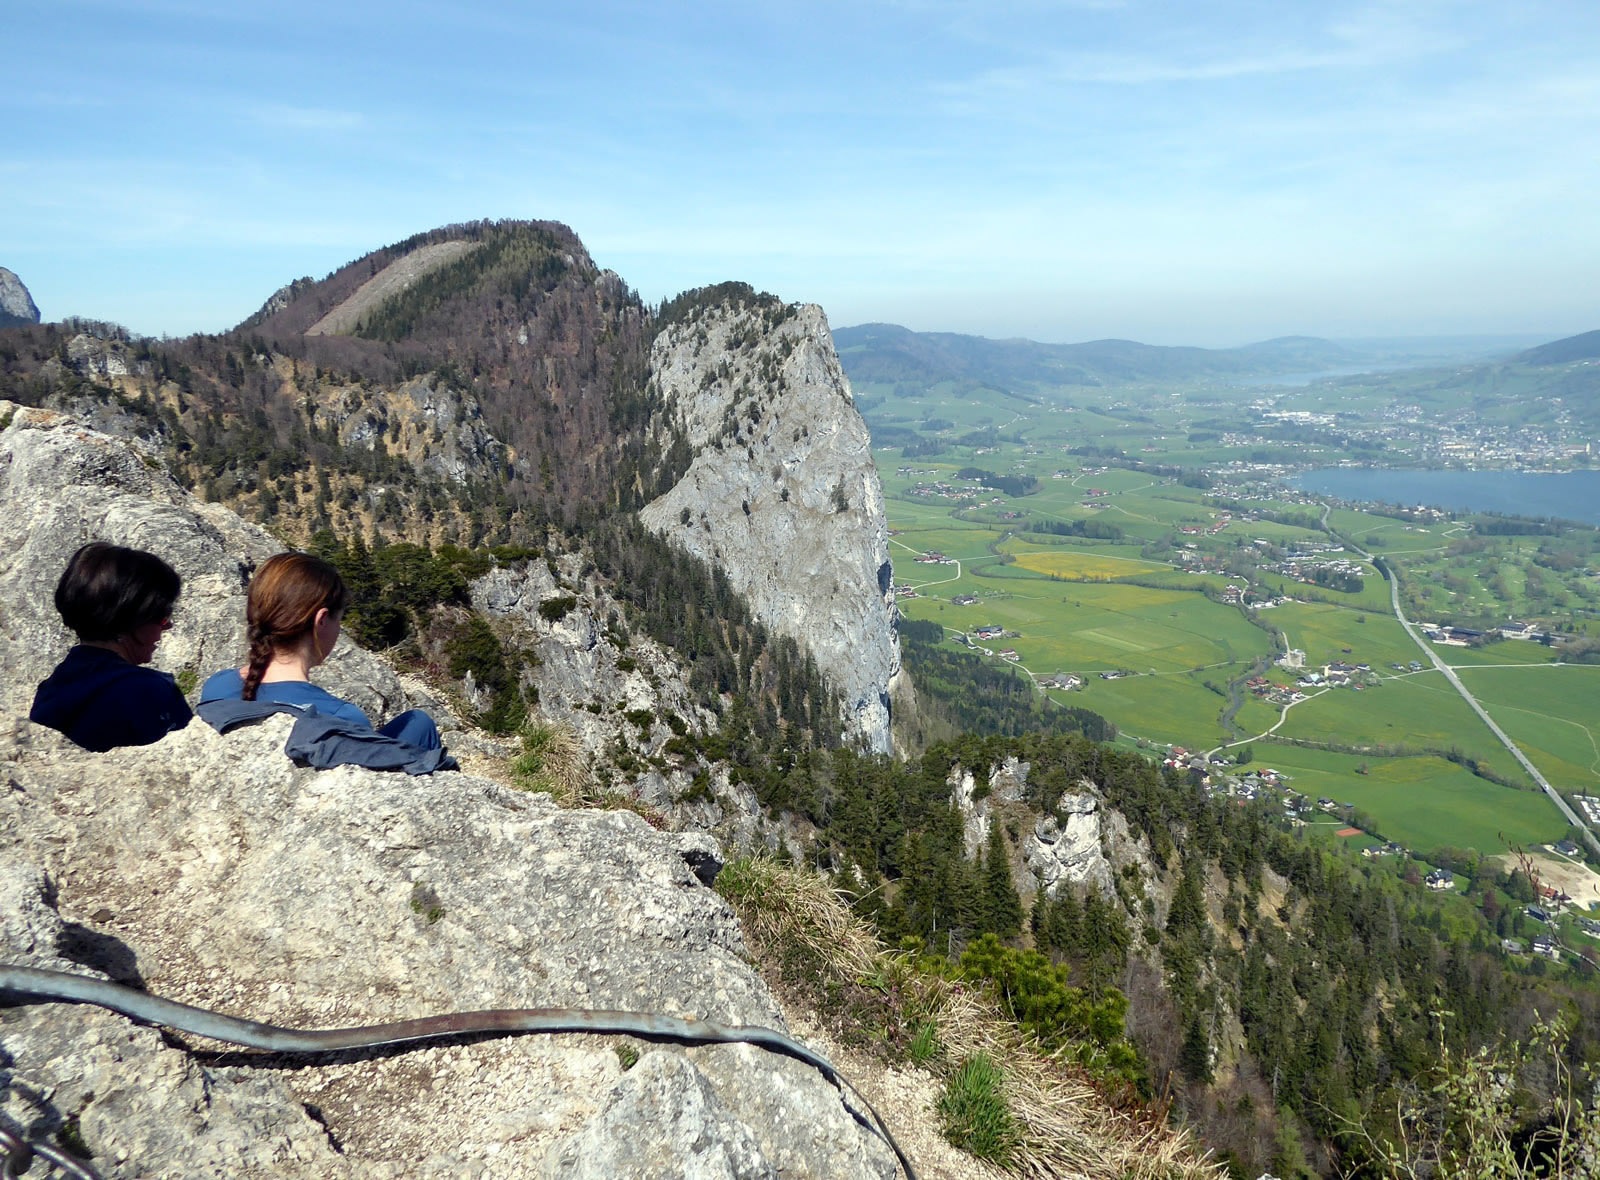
[240,552,350,701]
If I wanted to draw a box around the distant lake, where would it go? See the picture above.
[1292,468,1600,527]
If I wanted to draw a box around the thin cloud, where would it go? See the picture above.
[248,104,366,132]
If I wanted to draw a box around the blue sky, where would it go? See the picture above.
[4,0,1597,346]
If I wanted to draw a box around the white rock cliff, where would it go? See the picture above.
[640,300,902,753]
[0,267,41,327]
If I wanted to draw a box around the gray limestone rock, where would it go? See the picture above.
[1,857,350,1177]
[543,1050,775,1179]
[1022,784,1154,901]
[0,405,895,1178]
[951,756,1030,860]
[0,267,40,327]
[308,372,512,487]
[639,301,902,753]
[0,718,896,1178]
[0,402,445,729]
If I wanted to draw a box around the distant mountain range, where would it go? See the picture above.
[832,322,1566,392]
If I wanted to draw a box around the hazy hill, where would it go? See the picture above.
[833,323,1549,393]
[1515,327,1600,366]
[833,322,1273,390]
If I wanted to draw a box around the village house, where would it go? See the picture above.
[1039,673,1082,691]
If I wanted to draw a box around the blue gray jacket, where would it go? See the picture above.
[196,699,458,775]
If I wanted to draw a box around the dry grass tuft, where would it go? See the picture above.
[719,854,1225,1180]
[509,716,590,804]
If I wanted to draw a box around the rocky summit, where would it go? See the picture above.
[0,405,898,1179]
[0,268,41,329]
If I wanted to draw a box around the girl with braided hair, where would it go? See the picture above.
[200,551,439,749]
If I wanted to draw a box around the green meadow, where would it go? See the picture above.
[1268,602,1425,669]
[1260,745,1568,853]
[1453,665,1600,789]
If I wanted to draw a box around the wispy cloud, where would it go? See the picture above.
[248,104,366,132]
[946,12,1443,98]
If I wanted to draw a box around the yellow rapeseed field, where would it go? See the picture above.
[1008,550,1169,580]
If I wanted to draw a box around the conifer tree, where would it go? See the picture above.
[982,823,1024,938]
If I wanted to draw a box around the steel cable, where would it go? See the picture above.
[1,964,916,1180]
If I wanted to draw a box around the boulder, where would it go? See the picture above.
[0,719,895,1179]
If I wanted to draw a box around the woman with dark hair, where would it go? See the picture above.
[31,541,193,751]
[199,551,439,749]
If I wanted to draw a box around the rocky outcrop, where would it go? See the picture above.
[470,559,790,851]
[951,756,1030,860]
[0,268,40,328]
[0,406,897,1177]
[948,757,1155,905]
[1023,783,1153,902]
[302,370,514,487]
[640,299,901,753]
[0,401,446,730]
[0,721,896,1179]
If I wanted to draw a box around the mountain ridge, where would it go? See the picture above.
[833,322,1561,391]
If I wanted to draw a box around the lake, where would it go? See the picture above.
[1292,468,1600,527]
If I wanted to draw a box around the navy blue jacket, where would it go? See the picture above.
[30,645,193,752]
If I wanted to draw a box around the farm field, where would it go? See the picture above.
[1436,641,1560,668]
[1258,745,1569,853]
[1269,602,1424,669]
[1005,546,1172,581]
[1274,672,1510,760]
[1453,665,1600,789]
[1066,672,1237,746]
[868,384,1600,861]
[901,578,1274,676]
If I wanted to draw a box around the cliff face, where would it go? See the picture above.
[639,299,902,752]
[0,267,40,328]
[0,406,898,1179]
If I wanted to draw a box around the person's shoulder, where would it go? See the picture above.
[256,681,371,727]
[200,667,245,701]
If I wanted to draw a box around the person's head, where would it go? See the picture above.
[54,542,181,665]
[242,552,351,700]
